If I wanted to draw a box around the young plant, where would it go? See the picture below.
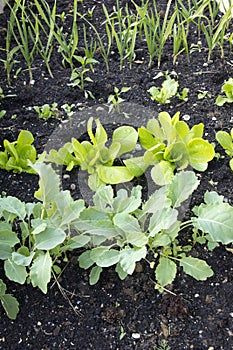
[216,77,233,106]
[148,72,189,104]
[34,103,59,119]
[138,111,215,185]
[77,171,233,287]
[216,128,233,170]
[68,56,99,99]
[0,162,86,319]
[46,117,146,191]
[0,130,37,173]
[107,86,131,112]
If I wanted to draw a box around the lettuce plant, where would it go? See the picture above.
[216,77,233,106]
[216,128,233,170]
[138,111,215,185]
[0,130,37,173]
[46,117,147,190]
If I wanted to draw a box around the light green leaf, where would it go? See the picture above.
[30,251,52,293]
[89,266,103,285]
[112,126,138,156]
[93,185,114,210]
[180,256,213,280]
[113,186,142,213]
[0,244,12,260]
[155,256,177,287]
[31,162,60,204]
[17,130,34,147]
[167,171,199,207]
[97,165,134,184]
[120,246,147,275]
[12,251,35,267]
[0,197,26,219]
[66,235,90,249]
[115,262,128,280]
[78,250,94,269]
[92,248,120,267]
[0,223,20,246]
[216,131,233,153]
[149,207,178,237]
[151,161,175,185]
[1,293,19,320]
[187,139,215,166]
[193,202,233,244]
[4,259,27,284]
[124,156,148,177]
[34,227,66,250]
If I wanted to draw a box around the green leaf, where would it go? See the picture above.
[113,186,142,213]
[97,165,134,184]
[93,185,114,210]
[187,139,215,167]
[180,256,213,280]
[34,227,66,250]
[0,223,20,246]
[112,126,138,156]
[31,162,60,204]
[89,266,103,285]
[1,293,19,320]
[167,171,199,207]
[12,251,35,267]
[78,250,94,269]
[115,263,128,280]
[151,161,175,185]
[149,207,178,237]
[124,156,148,177]
[155,256,177,287]
[30,251,52,293]
[216,131,233,154]
[0,244,12,260]
[0,197,26,220]
[193,202,233,244]
[91,248,120,267]
[119,246,147,275]
[4,259,27,284]
[17,130,34,147]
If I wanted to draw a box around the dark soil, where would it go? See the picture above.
[0,1,233,349]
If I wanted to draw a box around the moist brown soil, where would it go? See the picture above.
[0,1,233,349]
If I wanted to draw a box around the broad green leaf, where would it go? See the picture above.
[164,142,189,168]
[187,139,215,166]
[216,131,233,153]
[31,162,60,204]
[78,250,94,269]
[159,112,176,143]
[93,185,114,210]
[89,266,103,285]
[175,121,189,138]
[0,244,12,260]
[113,186,142,213]
[115,262,128,280]
[151,161,175,185]
[180,256,213,280]
[91,248,120,267]
[97,165,134,184]
[0,197,26,220]
[30,251,52,293]
[193,202,233,244]
[0,279,6,295]
[1,294,19,320]
[138,127,157,149]
[4,259,27,284]
[113,212,147,246]
[204,191,224,204]
[66,235,90,249]
[155,256,177,287]
[120,246,147,275]
[0,223,20,246]
[124,156,148,177]
[112,126,138,156]
[94,119,108,145]
[34,227,66,250]
[149,207,178,237]
[167,171,199,208]
[17,130,34,147]
[12,251,35,266]
[147,118,164,140]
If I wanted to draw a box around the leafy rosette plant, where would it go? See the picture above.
[216,127,233,170]
[46,117,147,190]
[77,170,233,288]
[0,130,37,173]
[138,111,215,185]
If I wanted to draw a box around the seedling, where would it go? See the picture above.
[216,77,233,106]
[138,111,215,185]
[148,72,189,104]
[46,117,145,190]
[198,90,212,99]
[107,86,131,112]
[0,130,37,173]
[68,56,99,99]
[34,103,59,119]
[216,128,233,170]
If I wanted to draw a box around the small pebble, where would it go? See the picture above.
[132,333,140,339]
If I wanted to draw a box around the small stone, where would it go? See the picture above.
[183,114,190,121]
[63,174,70,180]
[132,333,140,339]
[70,183,76,190]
